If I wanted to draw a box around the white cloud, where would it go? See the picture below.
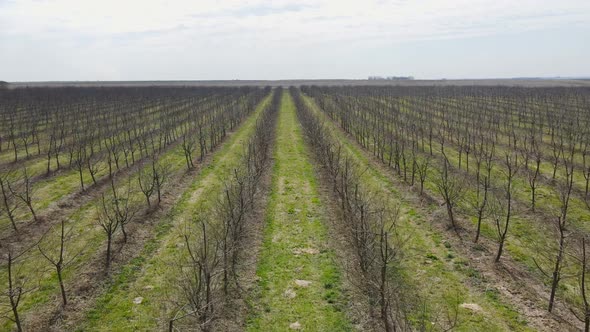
[0,0,589,80]
[2,0,589,39]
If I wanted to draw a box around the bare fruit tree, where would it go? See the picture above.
[493,152,520,262]
[97,178,137,270]
[9,168,38,222]
[38,219,83,307]
[0,172,19,231]
[434,157,464,232]
[0,245,36,332]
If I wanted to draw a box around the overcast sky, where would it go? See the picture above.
[1,0,589,81]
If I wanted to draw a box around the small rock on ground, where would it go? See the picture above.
[283,288,296,299]
[133,297,143,304]
[460,303,482,312]
[294,279,312,287]
[289,321,302,330]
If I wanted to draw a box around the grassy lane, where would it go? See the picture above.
[0,96,228,232]
[319,94,590,314]
[389,98,590,310]
[247,91,351,331]
[0,95,268,331]
[0,138,196,330]
[302,94,537,331]
[1,118,195,232]
[77,95,271,331]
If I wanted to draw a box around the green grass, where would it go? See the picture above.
[0,95,270,331]
[322,93,590,312]
[77,94,272,331]
[247,91,351,331]
[0,98,232,231]
[302,94,533,331]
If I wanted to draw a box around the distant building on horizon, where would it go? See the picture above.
[368,76,414,81]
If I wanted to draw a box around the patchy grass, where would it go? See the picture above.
[0,103,213,231]
[302,94,532,331]
[247,91,351,331]
[324,93,590,314]
[78,95,272,331]
[0,95,271,331]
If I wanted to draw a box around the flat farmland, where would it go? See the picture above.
[1,84,590,331]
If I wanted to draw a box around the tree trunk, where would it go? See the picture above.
[106,234,112,270]
[495,236,505,262]
[57,266,67,306]
[548,232,565,312]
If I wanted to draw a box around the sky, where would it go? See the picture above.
[1,0,589,81]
